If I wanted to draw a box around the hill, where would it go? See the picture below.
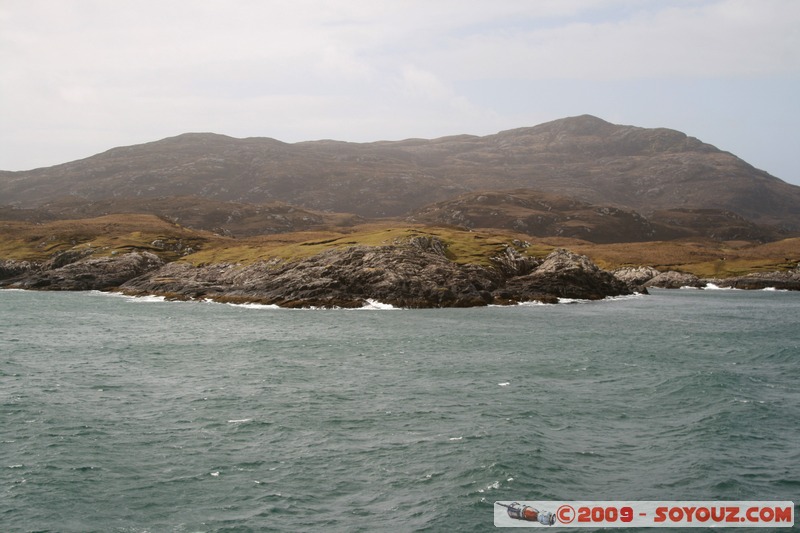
[0,196,362,237]
[2,214,796,280]
[2,115,799,232]
[408,189,786,243]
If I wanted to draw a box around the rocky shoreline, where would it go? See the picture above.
[612,266,800,291]
[2,239,798,307]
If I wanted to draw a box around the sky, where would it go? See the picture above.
[1,0,799,185]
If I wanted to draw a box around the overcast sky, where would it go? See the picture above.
[2,0,799,184]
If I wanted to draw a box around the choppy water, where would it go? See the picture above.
[2,288,799,532]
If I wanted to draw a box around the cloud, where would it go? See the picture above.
[400,65,455,101]
[3,1,797,107]
[0,0,799,181]
[418,0,800,81]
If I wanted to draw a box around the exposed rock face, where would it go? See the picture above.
[121,243,498,307]
[613,266,660,285]
[704,271,800,290]
[4,251,164,290]
[497,249,632,302]
[609,265,800,291]
[5,241,798,303]
[118,244,630,307]
[237,245,499,308]
[491,245,540,277]
[613,266,660,292]
[44,248,95,270]
[645,271,704,289]
[0,260,37,280]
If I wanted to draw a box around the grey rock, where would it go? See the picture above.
[10,251,164,290]
[613,266,660,285]
[407,235,448,256]
[496,249,632,302]
[704,271,800,290]
[613,266,659,292]
[121,245,630,307]
[0,259,38,281]
[45,248,95,269]
[645,271,704,289]
[491,246,540,277]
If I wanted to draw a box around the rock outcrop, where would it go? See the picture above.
[645,271,704,289]
[609,265,704,290]
[0,259,37,280]
[5,240,798,304]
[3,251,164,291]
[612,265,800,291]
[116,243,632,307]
[497,249,632,302]
[613,266,660,286]
[703,270,800,290]
[491,245,540,277]
[612,266,659,293]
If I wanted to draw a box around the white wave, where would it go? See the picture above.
[761,287,787,292]
[478,480,501,493]
[225,302,280,310]
[358,299,398,310]
[93,290,172,302]
[704,283,734,290]
[502,294,641,306]
[498,382,510,387]
[605,292,646,301]
[131,295,168,302]
[89,290,128,298]
[449,436,463,441]
[227,418,253,424]
[514,300,548,307]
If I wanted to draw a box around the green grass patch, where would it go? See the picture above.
[3,215,796,277]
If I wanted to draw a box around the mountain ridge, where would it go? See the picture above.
[2,115,799,232]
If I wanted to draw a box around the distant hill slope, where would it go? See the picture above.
[2,115,799,230]
[408,189,786,244]
[0,197,362,237]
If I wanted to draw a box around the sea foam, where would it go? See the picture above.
[224,302,281,310]
[358,299,397,310]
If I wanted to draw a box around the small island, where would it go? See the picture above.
[2,219,798,307]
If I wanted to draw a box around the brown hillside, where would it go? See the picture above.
[34,196,362,237]
[2,115,798,231]
[409,189,787,243]
[2,214,796,280]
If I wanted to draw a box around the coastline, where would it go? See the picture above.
[3,239,798,308]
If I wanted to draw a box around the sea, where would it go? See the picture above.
[1,288,798,532]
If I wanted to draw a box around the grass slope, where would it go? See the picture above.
[1,214,797,277]
[0,214,212,263]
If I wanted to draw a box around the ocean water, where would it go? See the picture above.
[1,288,798,532]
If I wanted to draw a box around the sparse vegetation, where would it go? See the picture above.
[563,237,800,277]
[0,215,212,262]
[2,214,796,278]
